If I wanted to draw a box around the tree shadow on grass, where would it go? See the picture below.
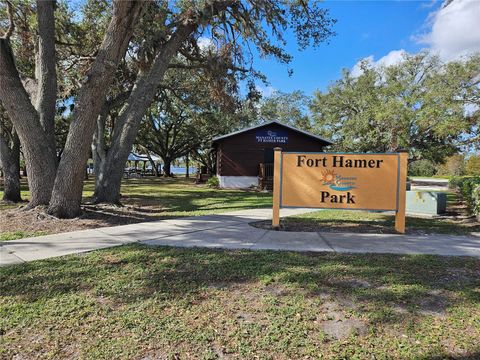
[1,245,479,327]
[77,191,272,227]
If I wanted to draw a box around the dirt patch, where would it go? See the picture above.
[386,289,449,318]
[317,300,367,340]
[442,267,480,285]
[207,281,231,290]
[235,311,257,323]
[263,283,291,296]
[321,318,367,340]
[0,204,167,236]
[417,290,448,318]
[330,279,372,289]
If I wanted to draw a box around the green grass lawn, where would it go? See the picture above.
[279,208,480,235]
[1,245,479,359]
[102,177,272,216]
[0,177,272,217]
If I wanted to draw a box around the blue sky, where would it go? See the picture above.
[66,0,478,96]
[253,0,444,95]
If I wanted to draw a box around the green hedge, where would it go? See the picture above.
[449,176,480,216]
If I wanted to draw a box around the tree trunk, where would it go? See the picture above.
[0,130,21,202]
[35,0,57,155]
[145,151,159,176]
[91,1,237,204]
[47,1,144,217]
[0,39,57,206]
[389,125,399,152]
[185,154,189,178]
[87,1,234,205]
[93,23,196,204]
[163,159,172,177]
[1,1,58,206]
[92,110,107,186]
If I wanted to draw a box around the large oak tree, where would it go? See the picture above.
[311,52,480,164]
[0,0,335,217]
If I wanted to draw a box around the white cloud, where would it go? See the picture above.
[351,50,407,77]
[376,49,408,67]
[351,0,480,76]
[350,56,373,77]
[197,37,215,50]
[256,85,277,97]
[418,0,480,61]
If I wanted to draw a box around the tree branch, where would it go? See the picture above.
[35,0,57,153]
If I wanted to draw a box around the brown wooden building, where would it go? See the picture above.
[211,121,332,188]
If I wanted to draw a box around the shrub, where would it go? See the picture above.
[408,159,437,177]
[206,176,220,188]
[449,176,462,189]
[473,186,480,218]
[449,176,480,216]
[465,155,480,176]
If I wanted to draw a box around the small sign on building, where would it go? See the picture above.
[255,130,288,144]
[272,149,408,233]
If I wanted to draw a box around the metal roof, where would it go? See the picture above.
[128,153,161,161]
[211,120,333,145]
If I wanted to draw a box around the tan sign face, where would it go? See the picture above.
[280,153,400,210]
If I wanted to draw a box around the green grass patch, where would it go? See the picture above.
[1,246,479,359]
[281,209,480,235]
[0,231,48,241]
[108,177,271,217]
[1,177,272,218]
[273,190,478,235]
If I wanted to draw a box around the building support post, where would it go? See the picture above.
[395,150,408,234]
[272,147,282,229]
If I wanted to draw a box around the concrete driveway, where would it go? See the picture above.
[1,208,480,266]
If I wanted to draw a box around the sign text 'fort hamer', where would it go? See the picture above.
[280,153,400,210]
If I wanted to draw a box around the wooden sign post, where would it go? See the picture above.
[272,149,408,233]
[394,150,408,233]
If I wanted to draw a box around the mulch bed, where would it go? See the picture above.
[0,203,165,235]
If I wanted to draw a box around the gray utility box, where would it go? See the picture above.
[406,191,447,215]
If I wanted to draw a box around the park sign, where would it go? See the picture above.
[272,149,408,233]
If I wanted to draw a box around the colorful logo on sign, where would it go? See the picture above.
[321,170,356,191]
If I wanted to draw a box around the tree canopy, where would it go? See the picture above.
[258,90,312,130]
[310,52,480,164]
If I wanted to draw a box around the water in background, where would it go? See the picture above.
[171,166,197,175]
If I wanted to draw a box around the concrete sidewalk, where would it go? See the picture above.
[1,208,480,266]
